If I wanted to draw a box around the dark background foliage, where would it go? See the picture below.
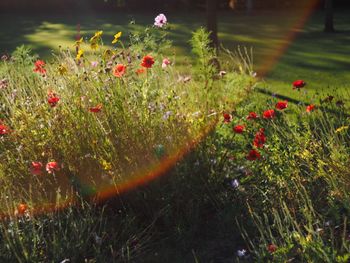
[0,0,349,13]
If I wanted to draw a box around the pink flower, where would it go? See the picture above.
[46,161,60,174]
[31,162,43,175]
[91,61,99,67]
[154,13,167,28]
[162,58,171,69]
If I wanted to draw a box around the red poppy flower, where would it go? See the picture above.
[17,203,28,215]
[136,68,145,75]
[46,161,60,174]
[0,123,9,135]
[253,128,266,148]
[247,149,261,161]
[33,60,46,75]
[293,79,306,89]
[233,125,245,134]
[141,55,155,68]
[89,104,102,113]
[276,101,288,110]
[113,64,126,78]
[223,113,232,123]
[306,104,315,112]
[263,109,275,119]
[48,93,60,107]
[267,244,277,253]
[247,112,258,120]
[31,162,43,175]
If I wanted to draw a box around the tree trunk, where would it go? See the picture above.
[324,0,335,32]
[246,0,253,15]
[206,0,219,49]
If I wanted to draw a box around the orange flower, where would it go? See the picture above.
[141,55,155,68]
[113,64,126,77]
[89,104,102,113]
[136,68,145,75]
[17,203,28,215]
[33,60,46,75]
[306,104,315,112]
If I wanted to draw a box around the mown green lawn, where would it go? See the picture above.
[1,10,349,100]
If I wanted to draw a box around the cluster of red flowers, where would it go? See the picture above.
[33,60,46,75]
[112,55,156,78]
[225,80,316,162]
[30,161,60,175]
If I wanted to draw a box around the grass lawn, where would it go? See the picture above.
[1,9,349,101]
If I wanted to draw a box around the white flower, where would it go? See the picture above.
[230,179,239,189]
[237,249,247,258]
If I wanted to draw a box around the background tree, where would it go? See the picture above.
[324,0,335,32]
[206,0,219,48]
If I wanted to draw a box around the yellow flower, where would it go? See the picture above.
[74,37,83,47]
[306,234,312,243]
[58,65,68,75]
[335,126,349,133]
[76,49,84,60]
[112,31,122,44]
[90,42,99,50]
[90,31,103,42]
[100,159,112,171]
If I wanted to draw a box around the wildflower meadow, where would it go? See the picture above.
[1,7,350,263]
